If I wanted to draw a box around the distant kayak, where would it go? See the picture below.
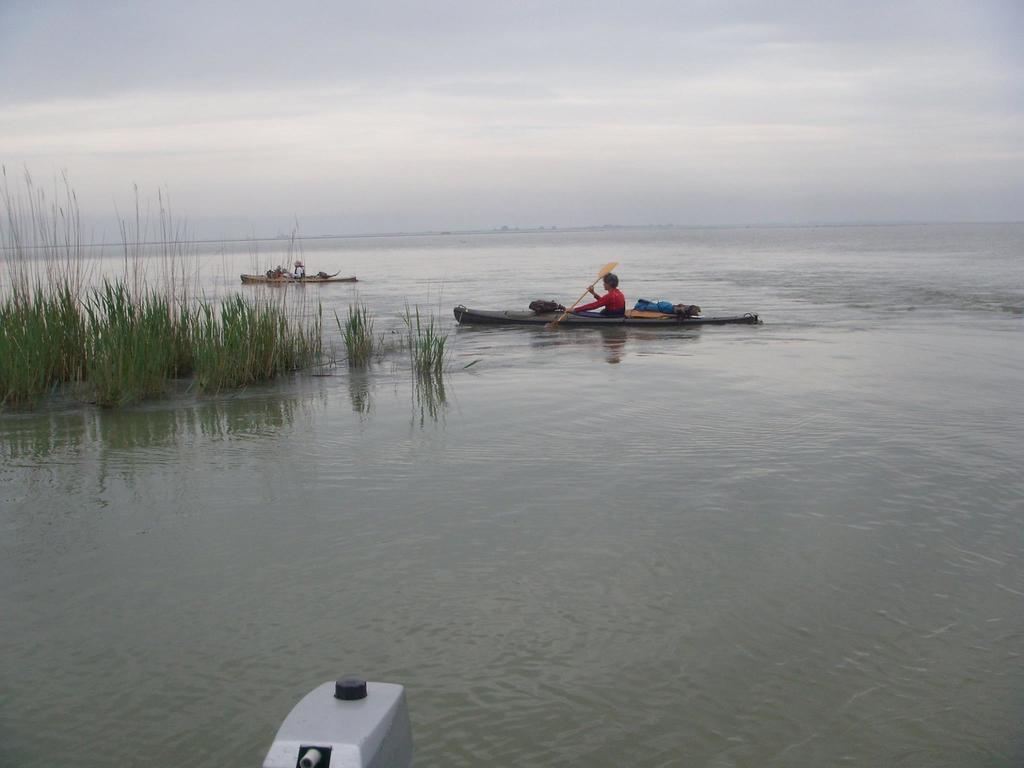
[454,306,760,327]
[240,273,358,284]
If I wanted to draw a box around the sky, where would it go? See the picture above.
[1,0,1022,238]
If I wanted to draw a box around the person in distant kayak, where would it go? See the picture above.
[293,260,306,279]
[571,272,625,317]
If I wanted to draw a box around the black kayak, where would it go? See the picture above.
[454,306,760,327]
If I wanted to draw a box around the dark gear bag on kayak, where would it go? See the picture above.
[675,304,701,318]
[529,299,566,313]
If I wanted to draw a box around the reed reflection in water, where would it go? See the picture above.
[0,393,308,463]
[347,370,374,417]
[412,368,447,426]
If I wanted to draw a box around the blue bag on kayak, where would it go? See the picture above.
[634,298,676,313]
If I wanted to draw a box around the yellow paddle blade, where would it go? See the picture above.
[597,261,618,278]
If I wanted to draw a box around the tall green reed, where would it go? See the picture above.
[0,282,88,407]
[402,304,447,376]
[336,303,380,367]
[1,171,324,408]
[83,282,189,406]
[193,295,322,393]
[401,304,449,425]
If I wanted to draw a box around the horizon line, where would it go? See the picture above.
[2,219,1021,251]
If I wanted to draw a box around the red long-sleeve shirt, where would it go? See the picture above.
[574,287,625,314]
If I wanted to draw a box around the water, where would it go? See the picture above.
[2,224,1023,767]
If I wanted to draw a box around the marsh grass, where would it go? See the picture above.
[193,296,322,393]
[1,171,324,409]
[400,304,449,425]
[402,304,447,376]
[0,295,60,406]
[0,279,322,407]
[337,304,378,367]
[84,283,187,406]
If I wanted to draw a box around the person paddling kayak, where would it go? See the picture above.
[571,272,625,317]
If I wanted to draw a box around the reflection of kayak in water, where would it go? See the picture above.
[240,273,358,284]
[453,306,761,327]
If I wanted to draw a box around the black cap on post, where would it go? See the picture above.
[335,677,368,701]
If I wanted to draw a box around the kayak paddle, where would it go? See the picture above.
[547,262,619,330]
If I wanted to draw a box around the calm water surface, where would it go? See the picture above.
[2,224,1023,767]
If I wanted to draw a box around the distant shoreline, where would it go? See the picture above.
[2,220,1020,251]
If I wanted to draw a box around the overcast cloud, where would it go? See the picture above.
[1,0,1022,237]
